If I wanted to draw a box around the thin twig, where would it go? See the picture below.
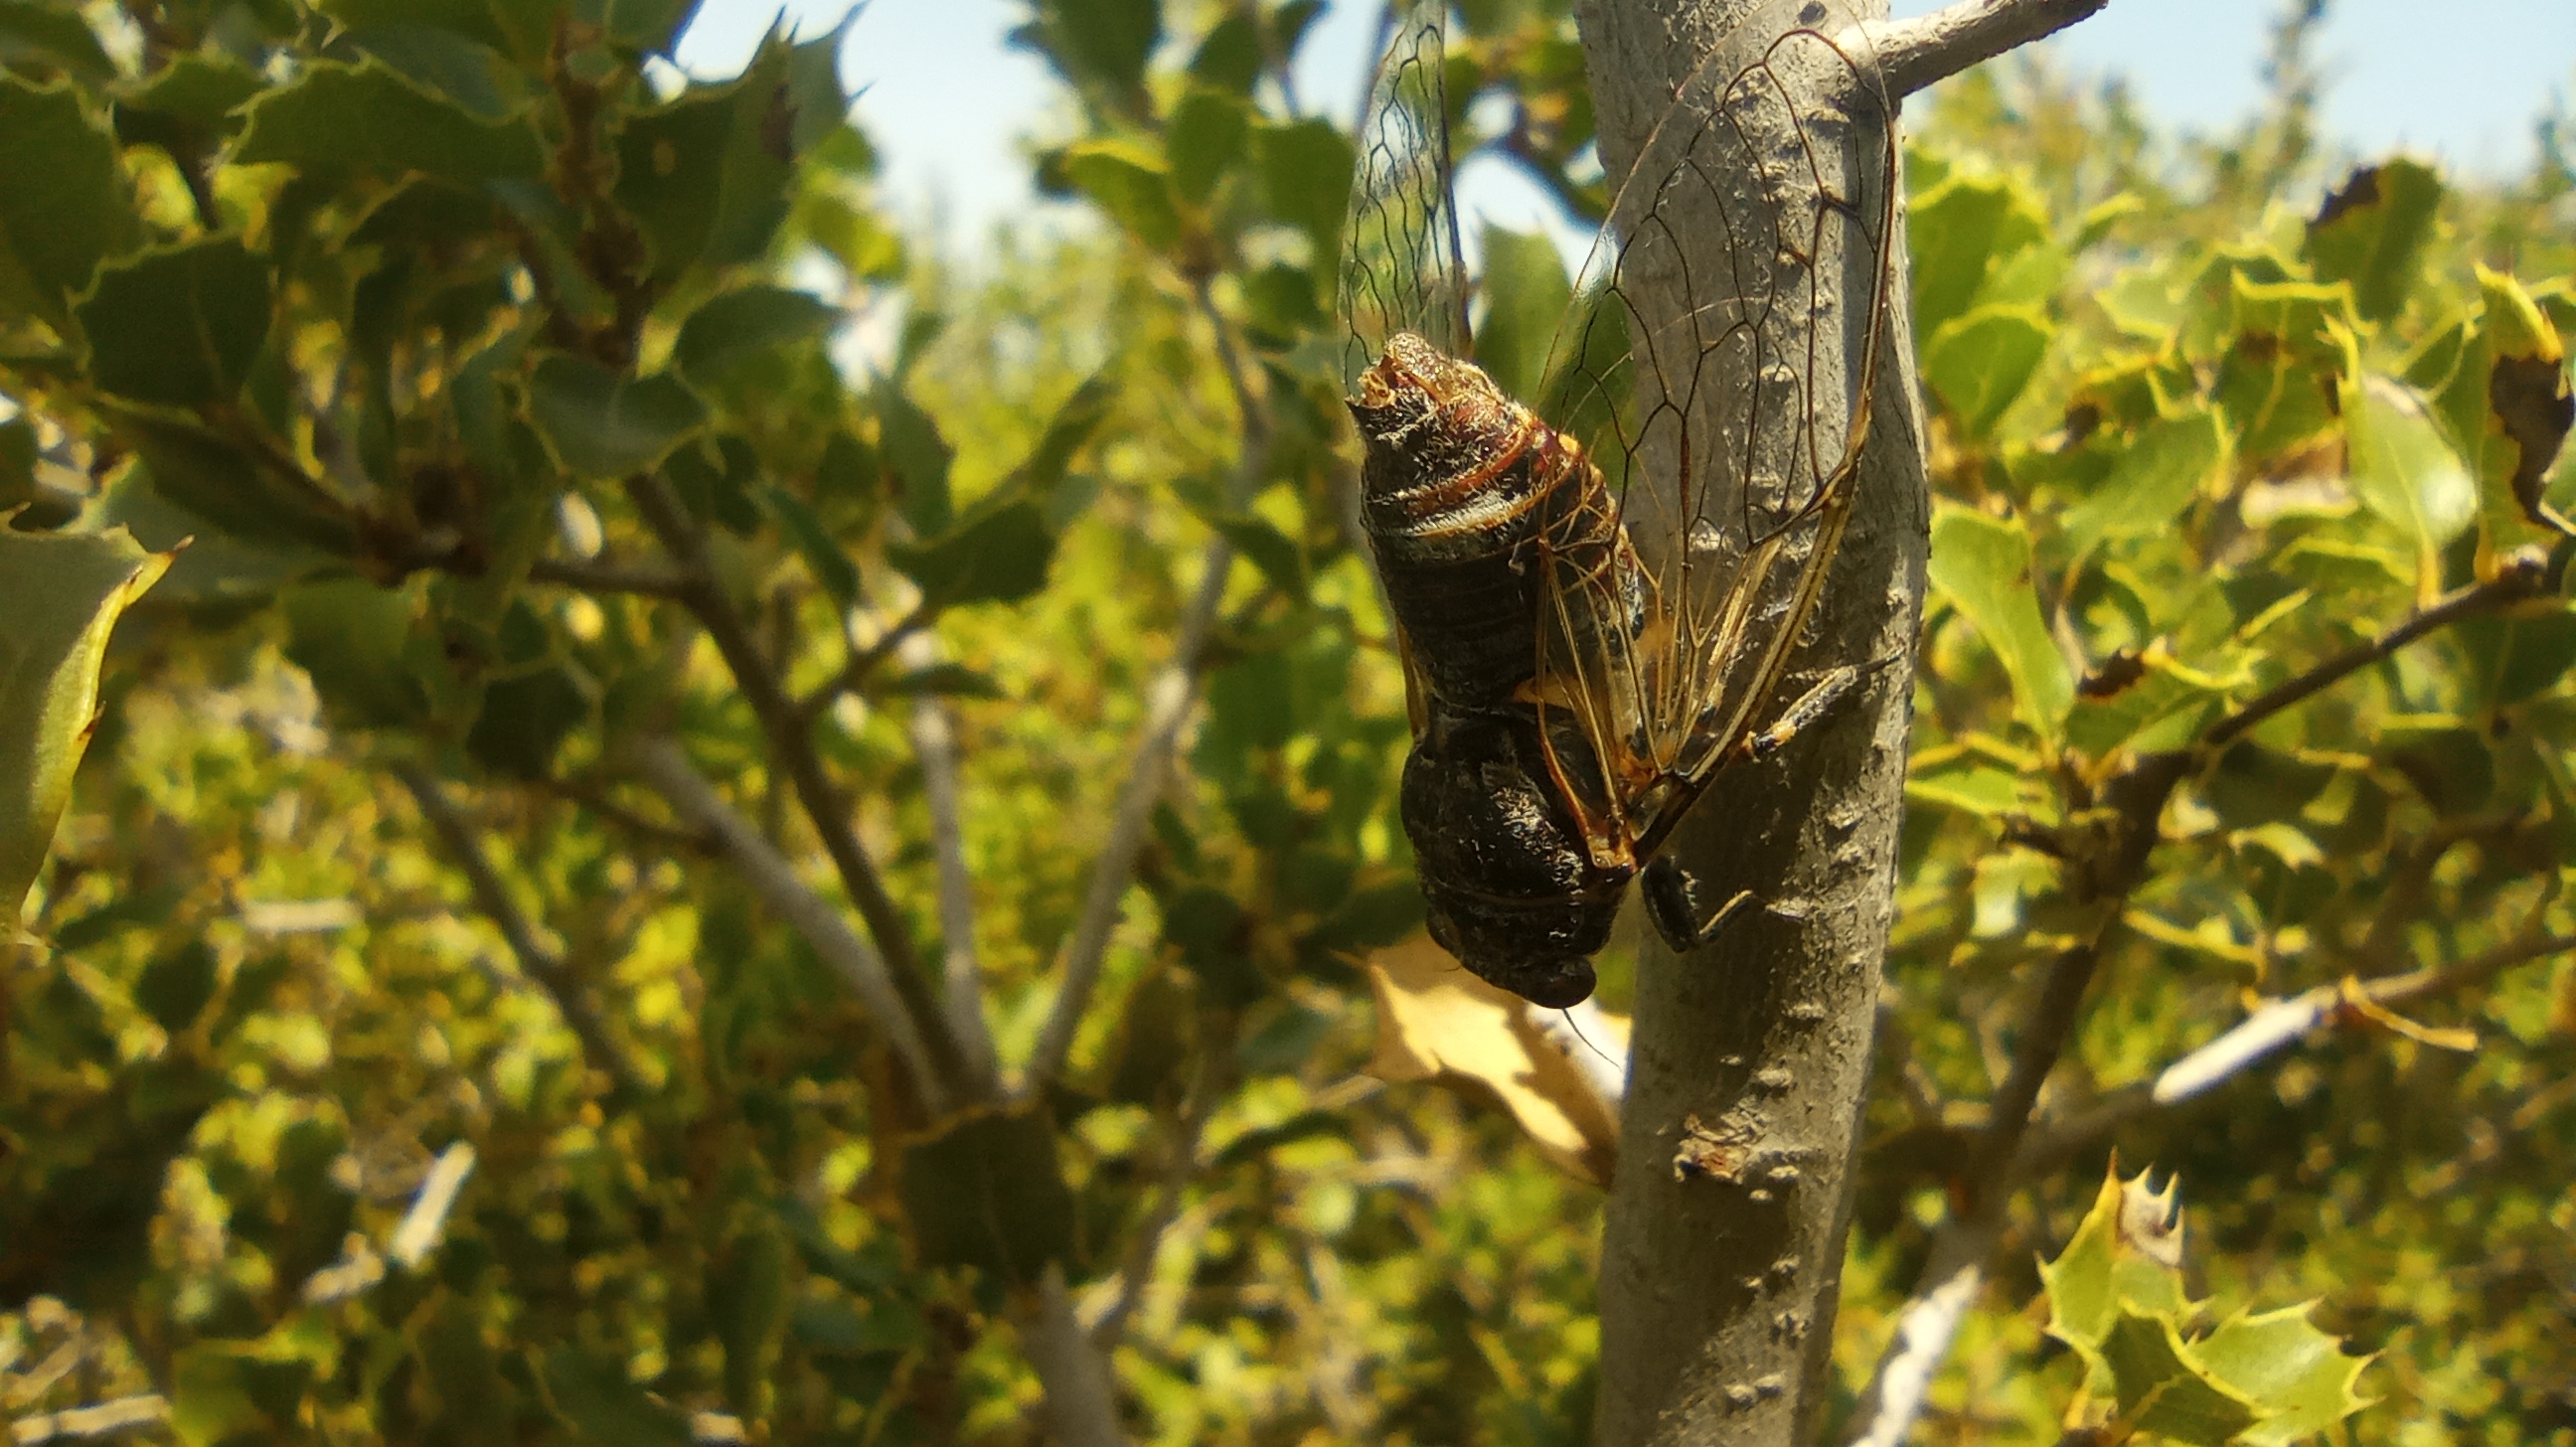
[902,630,1004,1090]
[1865,0,2111,101]
[393,759,644,1097]
[1022,1263,1129,1447]
[621,472,971,1092]
[793,601,934,726]
[2203,553,2550,751]
[631,736,952,1111]
[1025,278,1270,1091]
[527,556,697,597]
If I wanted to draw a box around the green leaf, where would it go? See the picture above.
[2342,372,2475,560]
[2100,1310,2262,1445]
[1168,85,1248,203]
[1254,117,1352,262]
[761,484,860,602]
[875,663,1003,700]
[120,412,358,555]
[877,385,953,536]
[0,2,117,80]
[1019,0,1162,98]
[278,576,424,727]
[1921,304,2052,440]
[614,44,798,281]
[2303,160,2442,324]
[674,284,840,387]
[2465,609,2576,708]
[2061,406,2229,556]
[76,239,273,407]
[1009,373,1116,496]
[1062,137,1183,251]
[1905,166,2053,341]
[2064,654,2221,761]
[113,53,266,144]
[2215,276,2354,463]
[0,76,142,327]
[1477,225,1573,406]
[1927,505,2072,742]
[0,528,168,931]
[2469,266,2576,554]
[336,23,523,119]
[538,1346,693,1447]
[894,1102,1076,1293]
[1902,757,2024,816]
[134,939,219,1032]
[1202,508,1305,597]
[709,1218,790,1419]
[525,355,709,479]
[890,499,1055,609]
[2198,1305,2377,1446]
[465,665,591,778]
[233,58,544,180]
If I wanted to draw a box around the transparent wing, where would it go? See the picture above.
[1531,0,1898,851]
[1341,0,1471,389]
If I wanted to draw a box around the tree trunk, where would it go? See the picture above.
[1575,1,1929,1441]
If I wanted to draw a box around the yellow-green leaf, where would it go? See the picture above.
[0,527,169,930]
[1928,504,2073,743]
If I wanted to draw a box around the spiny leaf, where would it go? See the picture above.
[234,58,545,180]
[0,75,142,328]
[0,528,170,931]
[76,239,273,408]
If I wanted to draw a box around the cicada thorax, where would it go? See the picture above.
[1350,331,1625,711]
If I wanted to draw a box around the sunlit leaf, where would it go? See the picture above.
[0,528,169,929]
[1928,504,2073,742]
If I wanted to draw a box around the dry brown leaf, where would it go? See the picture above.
[1363,936,1628,1185]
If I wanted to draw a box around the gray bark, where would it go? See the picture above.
[1575,0,1930,1441]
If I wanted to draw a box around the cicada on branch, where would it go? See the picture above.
[1343,0,1898,1007]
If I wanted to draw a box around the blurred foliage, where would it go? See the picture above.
[0,0,2569,1444]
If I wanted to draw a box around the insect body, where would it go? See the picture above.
[1343,0,1899,1007]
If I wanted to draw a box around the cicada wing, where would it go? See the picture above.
[1340,0,1472,389]
[1530,0,1899,854]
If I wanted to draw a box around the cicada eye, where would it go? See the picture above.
[1798,1,1827,24]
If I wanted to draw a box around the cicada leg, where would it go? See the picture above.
[1641,863,1753,954]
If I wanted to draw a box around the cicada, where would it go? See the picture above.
[1343,0,1899,1007]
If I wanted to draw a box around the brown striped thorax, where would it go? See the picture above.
[1349,331,1621,712]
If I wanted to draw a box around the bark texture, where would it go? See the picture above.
[1576,0,1929,1441]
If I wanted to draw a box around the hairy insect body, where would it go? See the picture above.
[1351,333,1614,708]
[1353,331,1639,1007]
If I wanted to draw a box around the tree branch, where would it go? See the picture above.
[2203,551,2551,751]
[631,736,955,1111]
[792,601,933,728]
[1025,279,1270,1092]
[526,555,697,597]
[1865,0,2109,100]
[393,760,644,1098]
[901,631,1005,1088]
[620,472,974,1094]
[1020,1264,1128,1447]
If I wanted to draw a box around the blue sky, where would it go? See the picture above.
[674,0,2575,256]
